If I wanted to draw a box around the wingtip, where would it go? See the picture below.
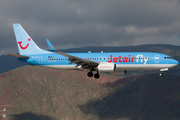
[2,51,5,55]
[2,51,10,56]
[13,23,20,26]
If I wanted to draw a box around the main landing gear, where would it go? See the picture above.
[87,71,93,77]
[87,71,100,79]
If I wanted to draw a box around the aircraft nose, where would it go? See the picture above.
[172,59,179,65]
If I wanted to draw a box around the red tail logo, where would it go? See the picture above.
[18,38,31,50]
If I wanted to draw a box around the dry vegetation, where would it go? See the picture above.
[0,66,180,120]
[0,66,121,120]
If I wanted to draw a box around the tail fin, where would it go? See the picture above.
[13,23,51,55]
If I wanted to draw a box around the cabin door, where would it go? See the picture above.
[155,55,159,63]
[39,56,43,64]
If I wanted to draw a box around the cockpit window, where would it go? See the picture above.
[164,57,171,59]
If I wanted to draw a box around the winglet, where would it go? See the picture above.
[46,39,56,51]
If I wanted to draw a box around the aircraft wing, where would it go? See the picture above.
[54,51,99,69]
[46,39,99,69]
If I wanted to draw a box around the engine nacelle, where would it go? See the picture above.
[97,62,116,72]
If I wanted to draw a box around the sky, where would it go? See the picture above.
[0,0,180,54]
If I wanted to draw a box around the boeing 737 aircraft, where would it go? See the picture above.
[4,23,179,79]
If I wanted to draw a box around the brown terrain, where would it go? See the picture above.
[0,66,180,120]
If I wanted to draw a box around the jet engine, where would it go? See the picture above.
[97,62,116,72]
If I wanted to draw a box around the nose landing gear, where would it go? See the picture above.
[159,68,168,77]
[159,73,163,77]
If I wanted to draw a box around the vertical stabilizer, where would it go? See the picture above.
[13,23,51,55]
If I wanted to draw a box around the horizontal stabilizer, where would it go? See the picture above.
[3,51,29,59]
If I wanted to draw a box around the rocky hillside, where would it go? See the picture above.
[0,66,180,120]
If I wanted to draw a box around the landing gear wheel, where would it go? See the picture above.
[94,73,100,79]
[87,72,93,77]
[159,73,163,77]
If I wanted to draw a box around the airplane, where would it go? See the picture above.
[3,23,179,79]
